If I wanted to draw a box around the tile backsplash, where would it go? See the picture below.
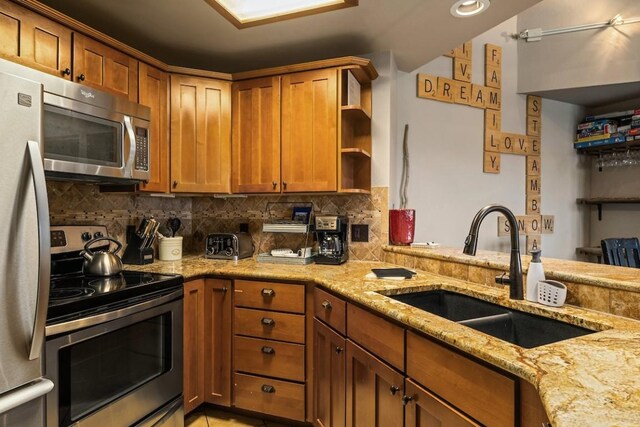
[47,182,388,261]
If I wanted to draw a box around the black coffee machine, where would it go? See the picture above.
[315,215,348,265]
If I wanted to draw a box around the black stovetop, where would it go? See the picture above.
[47,270,183,325]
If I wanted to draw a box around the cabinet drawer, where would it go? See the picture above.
[234,336,305,382]
[234,307,305,344]
[314,287,346,334]
[234,279,305,314]
[407,331,515,427]
[346,303,405,371]
[405,379,480,427]
[233,372,305,422]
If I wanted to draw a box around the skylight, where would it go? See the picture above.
[205,0,358,28]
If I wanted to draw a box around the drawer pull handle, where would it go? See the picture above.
[390,385,400,395]
[321,300,332,310]
[261,346,275,355]
[213,286,228,293]
[262,288,275,297]
[261,317,276,326]
[402,395,414,405]
[261,384,275,394]
[335,346,343,354]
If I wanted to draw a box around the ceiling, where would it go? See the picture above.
[37,0,541,73]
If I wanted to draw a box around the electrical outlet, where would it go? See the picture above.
[239,223,249,233]
[351,224,369,242]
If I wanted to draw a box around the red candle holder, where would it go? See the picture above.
[389,209,415,245]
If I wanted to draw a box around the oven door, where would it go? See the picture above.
[45,297,183,427]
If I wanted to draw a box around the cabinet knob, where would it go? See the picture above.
[213,286,228,293]
[321,300,332,310]
[173,180,178,188]
[282,181,287,190]
[261,384,275,394]
[272,181,278,189]
[402,395,414,405]
[389,385,400,395]
[261,288,275,297]
[78,74,86,82]
[261,346,275,355]
[261,317,276,326]
[335,346,343,354]
[62,68,71,76]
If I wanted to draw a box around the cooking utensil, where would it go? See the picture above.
[158,224,172,238]
[81,237,124,276]
[168,218,182,237]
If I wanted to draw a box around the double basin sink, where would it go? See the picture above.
[386,290,596,348]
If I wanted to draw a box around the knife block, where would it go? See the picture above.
[122,234,154,265]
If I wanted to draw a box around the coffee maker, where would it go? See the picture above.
[315,215,348,265]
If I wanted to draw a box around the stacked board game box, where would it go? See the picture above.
[574,109,640,149]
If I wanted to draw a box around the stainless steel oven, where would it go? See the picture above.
[45,291,183,427]
[0,56,150,184]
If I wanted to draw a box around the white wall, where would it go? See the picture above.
[394,17,588,259]
[518,0,640,94]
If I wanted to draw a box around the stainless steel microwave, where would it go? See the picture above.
[0,57,151,184]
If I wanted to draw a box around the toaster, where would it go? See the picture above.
[205,233,254,260]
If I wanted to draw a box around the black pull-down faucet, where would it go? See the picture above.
[462,204,524,300]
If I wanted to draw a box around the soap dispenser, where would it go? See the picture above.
[526,249,545,302]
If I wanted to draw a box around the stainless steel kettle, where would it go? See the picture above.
[81,237,124,276]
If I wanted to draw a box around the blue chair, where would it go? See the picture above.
[601,238,640,268]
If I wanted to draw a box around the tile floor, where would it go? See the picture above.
[185,406,294,427]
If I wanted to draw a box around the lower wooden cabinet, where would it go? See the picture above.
[404,378,479,427]
[183,279,205,414]
[345,339,405,427]
[313,319,346,427]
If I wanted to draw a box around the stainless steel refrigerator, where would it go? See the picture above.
[0,72,54,426]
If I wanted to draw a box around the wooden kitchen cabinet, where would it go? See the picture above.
[0,0,72,78]
[281,68,338,192]
[204,279,232,407]
[314,319,346,427]
[73,33,138,101]
[183,279,205,414]
[345,339,405,427]
[404,378,479,427]
[138,63,169,193]
[231,76,281,193]
[170,74,231,193]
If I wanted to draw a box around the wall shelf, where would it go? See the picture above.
[341,147,371,158]
[341,105,371,120]
[576,197,640,220]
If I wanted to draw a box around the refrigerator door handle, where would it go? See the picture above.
[0,378,54,415]
[26,140,51,361]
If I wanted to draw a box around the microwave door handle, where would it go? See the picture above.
[124,116,136,178]
[26,141,51,361]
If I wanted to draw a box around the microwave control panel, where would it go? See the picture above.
[134,127,149,171]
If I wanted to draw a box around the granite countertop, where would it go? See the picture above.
[128,255,640,427]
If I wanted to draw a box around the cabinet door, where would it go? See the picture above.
[170,74,231,193]
[138,63,169,193]
[314,319,346,427]
[204,279,232,407]
[281,69,338,192]
[183,279,205,414]
[405,379,479,427]
[73,33,138,101]
[345,340,404,427]
[231,76,281,193]
[0,0,72,78]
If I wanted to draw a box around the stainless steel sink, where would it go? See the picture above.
[387,290,596,348]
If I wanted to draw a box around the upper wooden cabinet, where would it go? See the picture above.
[281,69,338,192]
[231,76,281,193]
[138,63,169,193]
[73,33,138,102]
[170,74,231,193]
[0,0,72,78]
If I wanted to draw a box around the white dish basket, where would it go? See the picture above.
[537,280,567,307]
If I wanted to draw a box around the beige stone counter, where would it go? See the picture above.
[128,255,640,427]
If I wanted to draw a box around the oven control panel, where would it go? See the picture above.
[50,225,110,254]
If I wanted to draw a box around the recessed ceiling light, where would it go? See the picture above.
[450,0,490,18]
[205,0,358,28]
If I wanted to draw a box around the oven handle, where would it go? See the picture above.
[27,140,51,361]
[46,288,183,336]
[0,378,54,415]
[123,116,136,178]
